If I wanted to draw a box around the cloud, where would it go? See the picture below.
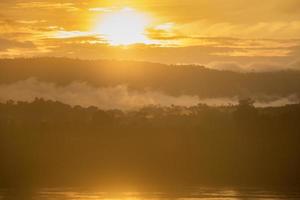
[1,0,300,69]
[89,7,114,12]
[16,20,47,24]
[207,62,244,72]
[255,95,300,107]
[207,61,300,72]
[0,78,298,110]
[50,30,99,39]
[177,20,300,40]
[15,2,79,12]
[146,29,184,41]
[0,34,298,69]
[0,38,35,51]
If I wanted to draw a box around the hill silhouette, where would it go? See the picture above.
[0,58,300,99]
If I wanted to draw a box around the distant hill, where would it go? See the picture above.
[1,57,300,98]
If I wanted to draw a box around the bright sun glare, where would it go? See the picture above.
[95,7,151,46]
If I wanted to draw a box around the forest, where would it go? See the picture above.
[1,98,300,188]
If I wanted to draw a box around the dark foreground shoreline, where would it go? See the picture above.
[1,99,300,188]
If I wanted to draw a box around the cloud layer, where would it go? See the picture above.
[0,0,300,71]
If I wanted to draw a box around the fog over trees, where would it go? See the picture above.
[1,58,300,189]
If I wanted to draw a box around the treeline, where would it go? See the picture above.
[0,98,300,188]
[1,58,300,98]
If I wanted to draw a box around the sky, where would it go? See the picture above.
[1,0,300,71]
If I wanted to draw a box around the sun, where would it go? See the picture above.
[94,7,152,46]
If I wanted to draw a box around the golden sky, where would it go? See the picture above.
[1,0,300,71]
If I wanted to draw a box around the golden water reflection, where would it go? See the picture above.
[1,188,300,200]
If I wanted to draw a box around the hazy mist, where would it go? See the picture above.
[0,78,299,110]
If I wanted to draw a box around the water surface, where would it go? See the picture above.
[1,187,300,200]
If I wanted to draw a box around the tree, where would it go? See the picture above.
[234,98,257,123]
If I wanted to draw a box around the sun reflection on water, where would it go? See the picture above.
[1,188,300,200]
